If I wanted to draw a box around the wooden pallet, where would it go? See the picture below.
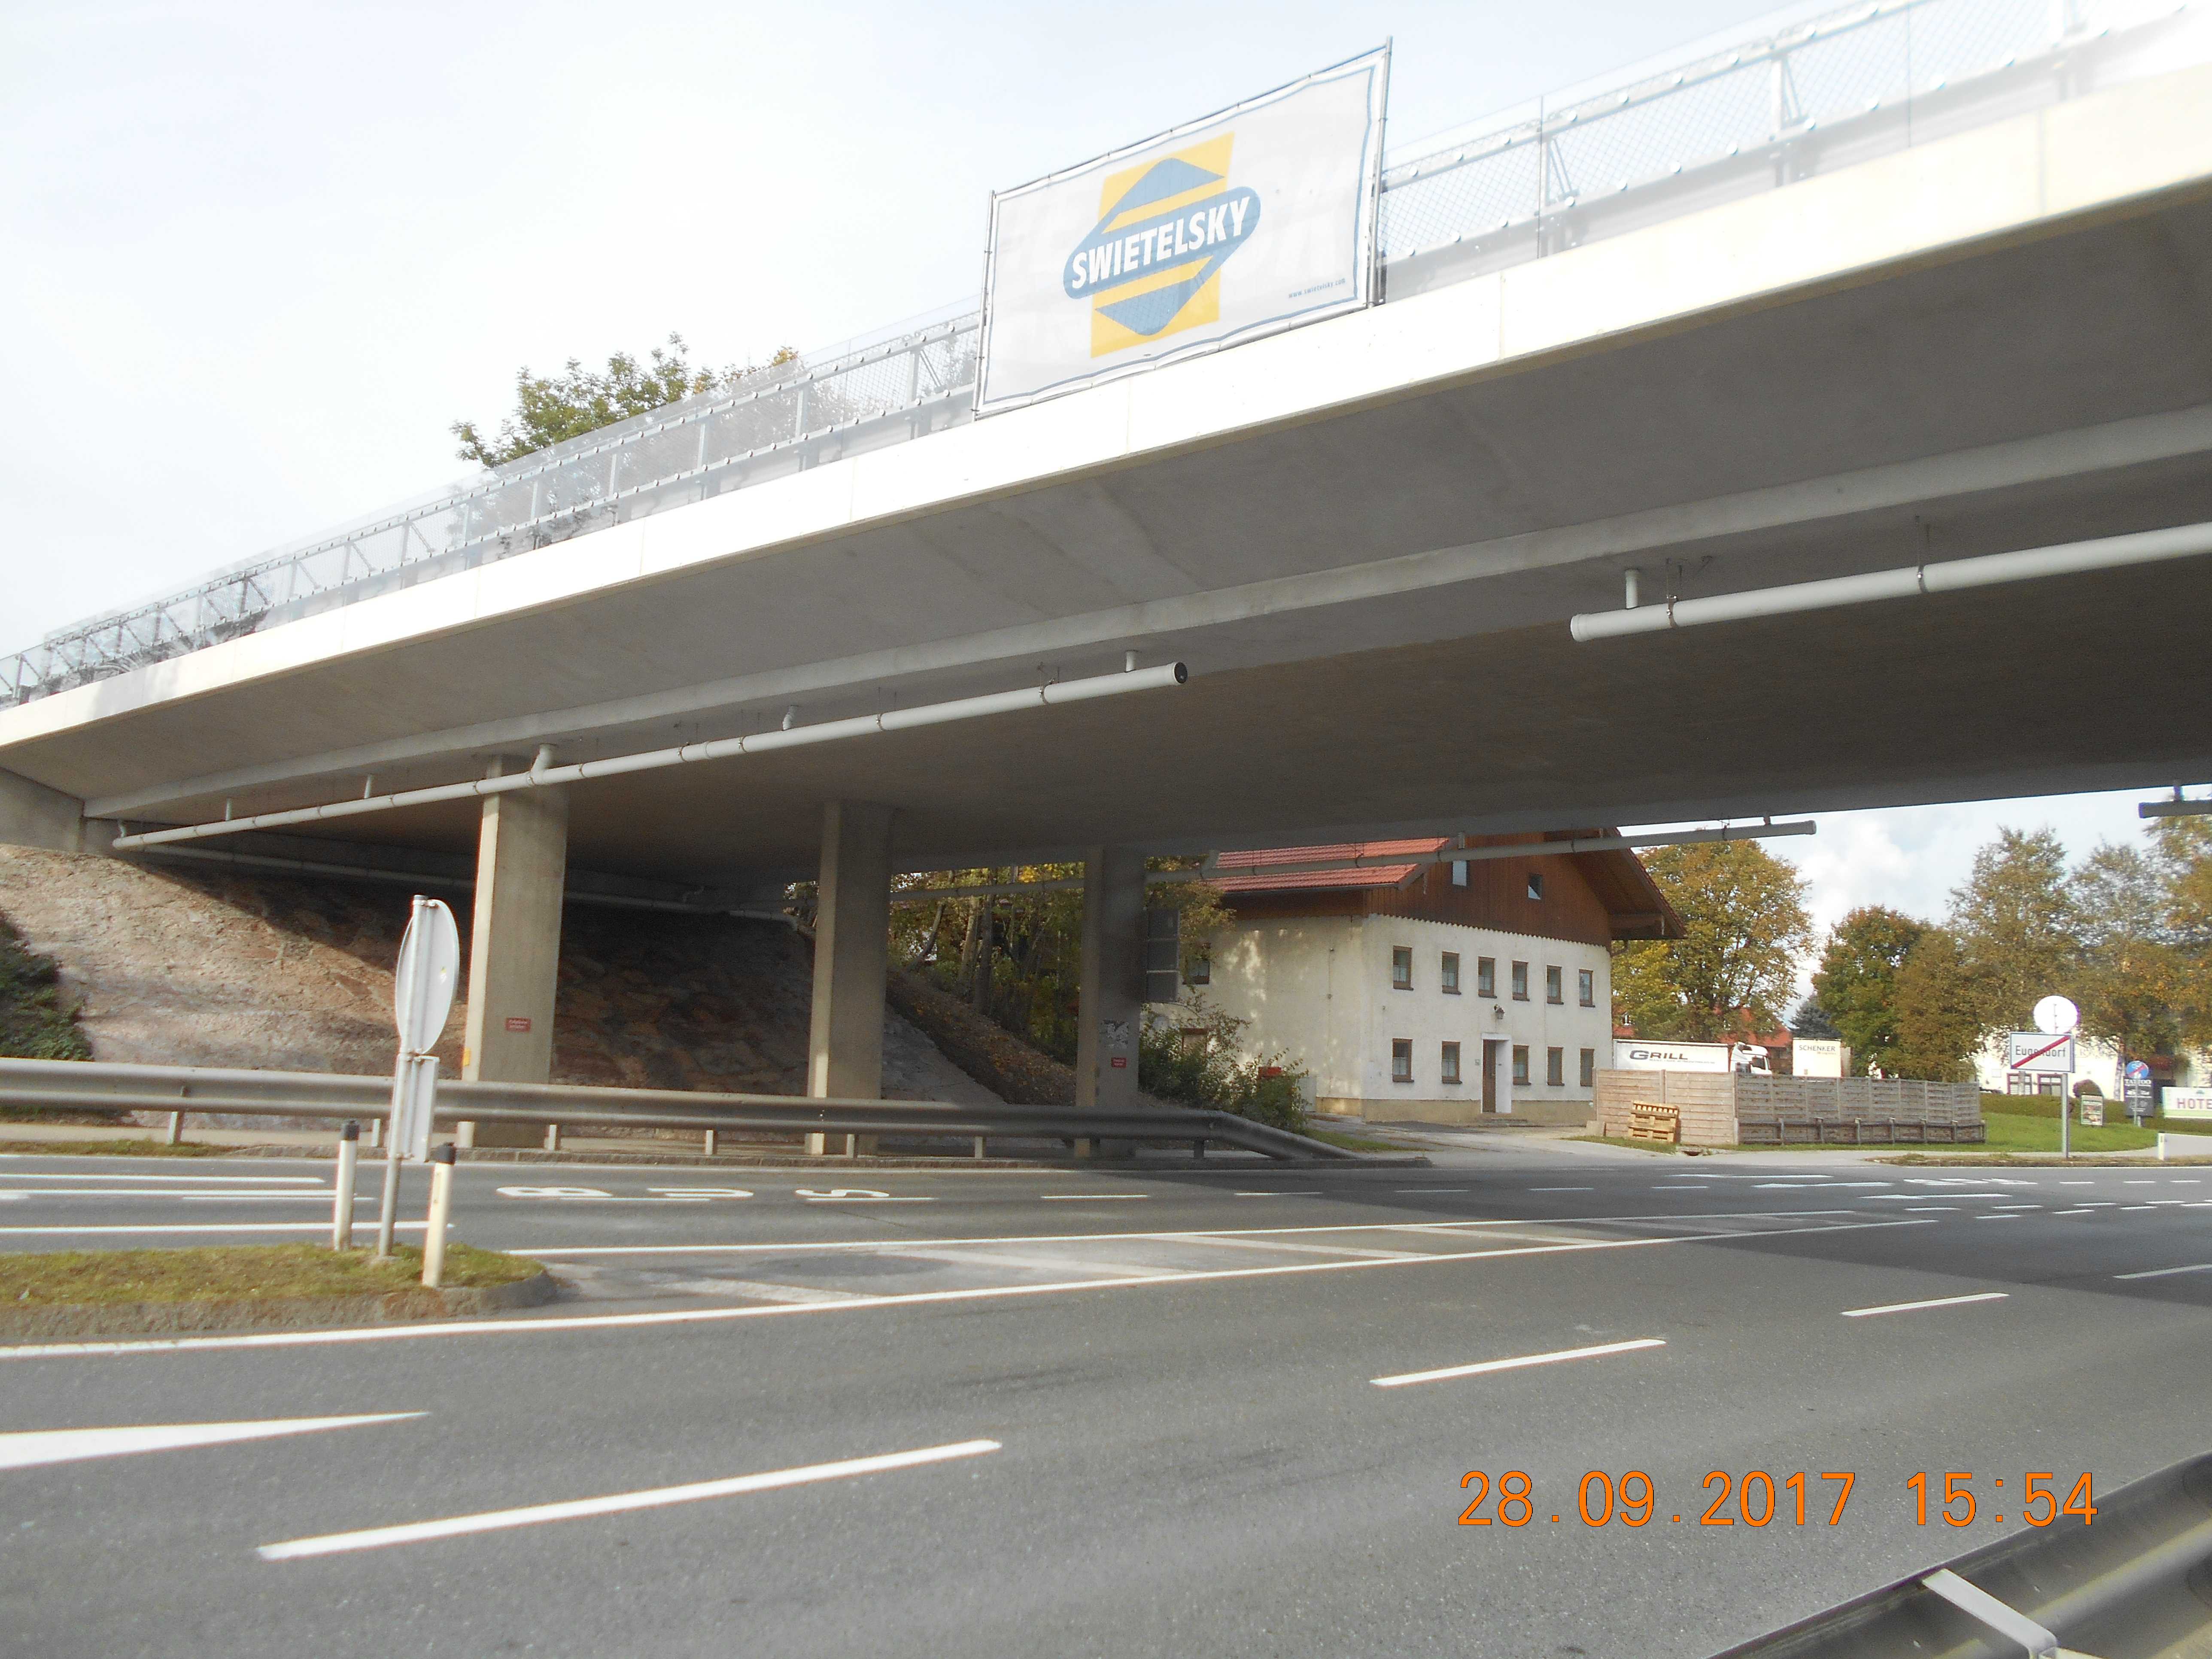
[1628,1102,1681,1144]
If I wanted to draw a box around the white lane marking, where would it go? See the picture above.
[647,1189,753,1200]
[1159,1234,1425,1261]
[524,1206,1887,1256]
[0,1413,419,1472]
[258,1438,1001,1561]
[0,1191,333,1201]
[2054,1209,2094,1216]
[2059,1181,2094,1185]
[2124,1205,2159,1212]
[1036,1194,1146,1202]
[2081,1202,2117,1208]
[2172,1180,2203,1185]
[795,1191,933,1203]
[680,1280,869,1305]
[1234,1191,1319,1197]
[1650,1185,1710,1190]
[0,1223,425,1237]
[0,1173,324,1184]
[1373,1337,1666,1389]
[1752,1184,1812,1189]
[1398,1188,1471,1193]
[2115,1262,2212,1280]
[1527,1187,1593,1192]
[1841,1292,2010,1319]
[2124,1180,2155,1185]
[0,1219,1936,1360]
[1906,1207,1960,1212]
[1974,1215,2023,1222]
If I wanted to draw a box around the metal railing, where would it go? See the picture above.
[0,1056,1358,1162]
[3,0,2194,709]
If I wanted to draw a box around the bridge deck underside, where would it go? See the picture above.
[9,171,2212,885]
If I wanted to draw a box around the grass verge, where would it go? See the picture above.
[0,1139,240,1159]
[1307,1129,1411,1153]
[0,1242,541,1307]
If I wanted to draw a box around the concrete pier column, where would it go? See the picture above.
[459,770,569,1148]
[1075,846,1145,1148]
[806,800,894,1156]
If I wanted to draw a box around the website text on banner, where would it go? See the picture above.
[975,46,1389,416]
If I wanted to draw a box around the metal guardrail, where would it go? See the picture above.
[1,0,2191,709]
[1712,1451,2212,1659]
[0,1057,1355,1163]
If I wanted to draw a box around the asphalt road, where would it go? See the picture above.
[4,1139,2210,1658]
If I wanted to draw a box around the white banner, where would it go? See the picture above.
[975,47,1389,416]
[2165,1087,2212,1118]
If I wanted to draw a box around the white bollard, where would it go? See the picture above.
[331,1121,359,1250]
[2160,1133,2172,1162]
[420,1144,457,1287]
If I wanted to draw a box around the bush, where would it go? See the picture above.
[0,917,90,1062]
[1139,995,1310,1135]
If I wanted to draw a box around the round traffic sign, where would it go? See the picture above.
[2125,1060,2152,1080]
[2033,995,2079,1036]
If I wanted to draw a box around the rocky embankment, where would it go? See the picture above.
[0,847,998,1106]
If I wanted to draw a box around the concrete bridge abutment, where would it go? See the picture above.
[458,765,569,1148]
[807,799,894,1156]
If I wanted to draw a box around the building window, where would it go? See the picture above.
[1526,872,1544,901]
[1451,860,1468,887]
[1441,952,1460,994]
[1580,1047,1595,1088]
[1392,947,1413,991]
[1184,951,1211,987]
[1511,961,1528,1000]
[1392,1039,1413,1082]
[1578,968,1595,1007]
[1546,966,1563,1004]
[1442,1042,1462,1084]
[1512,1045,1529,1086]
[1477,957,1495,998]
[1547,1046,1564,1087]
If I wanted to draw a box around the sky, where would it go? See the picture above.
[3,0,2200,962]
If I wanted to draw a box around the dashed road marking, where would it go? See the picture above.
[1841,1292,2008,1319]
[1372,1338,1665,1389]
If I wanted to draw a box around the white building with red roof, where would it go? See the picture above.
[1185,834,1681,1127]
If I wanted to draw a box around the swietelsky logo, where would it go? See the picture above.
[1063,134,1260,358]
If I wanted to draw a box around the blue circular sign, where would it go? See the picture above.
[2125,1060,2153,1079]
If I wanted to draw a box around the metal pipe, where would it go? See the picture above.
[1570,521,2212,642]
[110,662,1188,850]
[891,821,1814,901]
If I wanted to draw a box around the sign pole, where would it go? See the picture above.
[374,1067,405,1259]
[377,895,461,1261]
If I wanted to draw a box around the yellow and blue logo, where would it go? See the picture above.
[1063,134,1260,358]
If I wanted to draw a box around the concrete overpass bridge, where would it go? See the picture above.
[4,0,2209,1130]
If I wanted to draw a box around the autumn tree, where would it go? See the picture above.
[1811,905,1924,1075]
[2156,814,2212,1049]
[2069,840,2183,1066]
[1889,926,1984,1081]
[1612,841,1812,1040]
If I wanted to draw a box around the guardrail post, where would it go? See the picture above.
[972,1136,985,1160]
[331,1121,359,1250]
[368,1116,383,1150]
[703,1128,717,1157]
[165,1110,185,1146]
[420,1144,457,1287]
[543,1123,560,1152]
[1192,1139,1206,1160]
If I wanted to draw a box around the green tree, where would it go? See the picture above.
[452,333,798,466]
[1948,827,2078,1037]
[1811,906,1924,1075]
[1889,926,1982,1081]
[1612,841,1812,1040]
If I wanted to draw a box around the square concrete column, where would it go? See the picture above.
[807,800,894,1156]
[1075,846,1145,1141]
[459,773,569,1148]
